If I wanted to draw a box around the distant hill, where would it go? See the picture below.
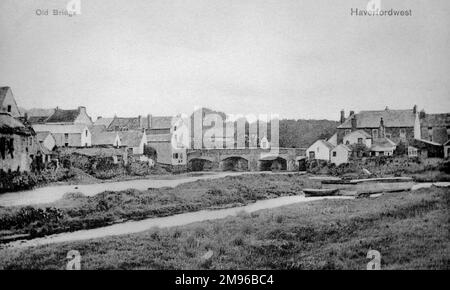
[279,119,338,148]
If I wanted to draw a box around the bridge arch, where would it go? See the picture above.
[187,157,214,172]
[258,155,287,171]
[220,156,249,171]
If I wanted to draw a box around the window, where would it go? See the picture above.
[372,129,378,138]
[345,141,350,145]
[357,138,363,144]
[65,143,69,147]
[173,153,179,159]
[385,133,392,139]
[64,133,69,140]
[345,129,351,136]
[332,152,337,157]
[7,105,11,112]
[85,130,88,137]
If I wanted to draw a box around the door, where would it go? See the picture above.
[309,151,315,159]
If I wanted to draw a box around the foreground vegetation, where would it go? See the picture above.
[0,186,448,269]
[0,174,318,240]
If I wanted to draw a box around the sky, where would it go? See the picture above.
[0,0,449,121]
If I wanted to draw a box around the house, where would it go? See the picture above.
[36,131,56,151]
[45,106,93,126]
[0,87,22,118]
[337,107,419,145]
[444,140,450,158]
[119,131,147,155]
[147,133,186,166]
[330,144,352,165]
[93,116,114,128]
[92,131,121,147]
[370,137,397,156]
[408,139,444,158]
[0,112,39,172]
[306,139,334,161]
[420,113,450,144]
[343,129,372,148]
[32,124,92,147]
[338,106,450,147]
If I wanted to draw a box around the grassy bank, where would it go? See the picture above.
[0,187,448,269]
[0,173,318,240]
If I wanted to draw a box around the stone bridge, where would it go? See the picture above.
[186,148,306,171]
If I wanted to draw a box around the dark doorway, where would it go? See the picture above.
[259,157,287,171]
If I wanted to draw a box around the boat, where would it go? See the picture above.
[302,188,339,197]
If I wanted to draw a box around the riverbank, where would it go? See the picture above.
[1,186,448,269]
[0,173,319,242]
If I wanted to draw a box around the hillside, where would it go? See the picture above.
[279,119,338,148]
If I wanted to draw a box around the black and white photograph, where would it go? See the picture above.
[0,0,449,282]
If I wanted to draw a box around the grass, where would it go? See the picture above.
[0,186,448,269]
[0,173,319,240]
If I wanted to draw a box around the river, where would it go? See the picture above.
[0,171,262,207]
[3,195,354,249]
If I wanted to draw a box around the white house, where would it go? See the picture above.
[343,130,372,148]
[371,137,396,156]
[306,139,334,161]
[35,131,56,151]
[331,144,352,165]
[119,131,147,155]
[0,87,21,118]
[32,124,91,147]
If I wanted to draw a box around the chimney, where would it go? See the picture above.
[147,114,152,130]
[385,106,389,111]
[138,115,142,128]
[379,117,385,138]
[413,105,417,114]
[78,106,86,114]
[351,115,357,131]
[349,110,355,117]
[340,110,345,124]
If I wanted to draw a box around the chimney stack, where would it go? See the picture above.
[138,115,142,128]
[351,115,357,131]
[413,105,417,114]
[340,110,345,124]
[379,117,385,138]
[349,110,355,117]
[78,106,86,114]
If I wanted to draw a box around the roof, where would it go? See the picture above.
[0,112,34,136]
[422,113,450,127]
[338,109,415,129]
[412,138,442,147]
[32,124,88,134]
[444,140,450,146]
[309,139,335,150]
[371,137,396,151]
[46,108,80,123]
[35,131,53,142]
[150,116,173,129]
[28,116,50,124]
[89,125,107,135]
[0,87,10,107]
[92,131,119,146]
[60,147,124,158]
[344,129,372,139]
[147,133,172,142]
[94,117,114,127]
[108,117,141,130]
[107,115,175,131]
[333,144,352,151]
[119,131,145,147]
